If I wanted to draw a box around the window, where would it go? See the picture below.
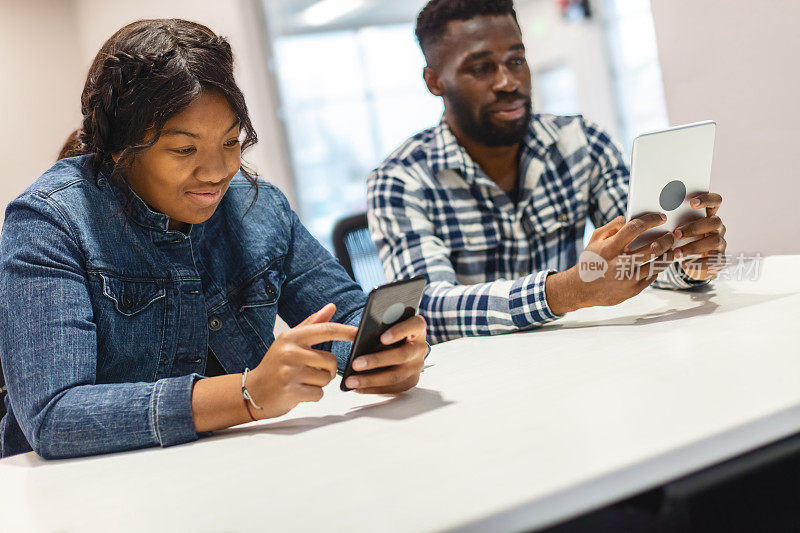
[601,0,669,151]
[536,63,581,116]
[268,14,440,249]
[263,0,669,253]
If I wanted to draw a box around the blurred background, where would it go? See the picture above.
[1,0,798,257]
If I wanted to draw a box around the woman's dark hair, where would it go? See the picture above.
[59,19,258,188]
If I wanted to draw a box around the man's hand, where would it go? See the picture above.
[344,315,427,394]
[546,214,675,314]
[672,192,727,281]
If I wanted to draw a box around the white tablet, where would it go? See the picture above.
[625,120,716,251]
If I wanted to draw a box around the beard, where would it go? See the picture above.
[447,89,532,147]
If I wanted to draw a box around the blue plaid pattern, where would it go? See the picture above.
[367,114,706,344]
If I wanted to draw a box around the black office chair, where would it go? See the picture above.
[331,212,386,292]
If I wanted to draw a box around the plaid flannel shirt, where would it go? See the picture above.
[367,114,707,344]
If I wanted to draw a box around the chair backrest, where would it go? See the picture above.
[331,212,386,292]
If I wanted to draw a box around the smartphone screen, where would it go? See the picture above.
[340,276,426,391]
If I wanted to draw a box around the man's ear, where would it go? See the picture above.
[423,66,444,97]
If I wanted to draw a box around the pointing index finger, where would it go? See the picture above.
[290,322,358,347]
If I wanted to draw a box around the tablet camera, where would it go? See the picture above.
[659,180,687,211]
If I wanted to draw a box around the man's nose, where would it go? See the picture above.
[492,65,519,93]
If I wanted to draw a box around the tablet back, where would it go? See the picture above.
[626,121,716,251]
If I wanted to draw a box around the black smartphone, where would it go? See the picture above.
[340,275,426,391]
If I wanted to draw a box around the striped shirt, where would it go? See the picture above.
[367,114,706,344]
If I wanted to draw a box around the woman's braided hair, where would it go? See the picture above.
[59,19,258,189]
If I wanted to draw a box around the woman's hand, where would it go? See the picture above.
[344,315,428,394]
[247,303,356,420]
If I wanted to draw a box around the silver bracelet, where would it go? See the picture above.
[241,367,263,411]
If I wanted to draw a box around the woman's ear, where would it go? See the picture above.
[111,152,120,164]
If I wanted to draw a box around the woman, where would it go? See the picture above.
[0,19,427,459]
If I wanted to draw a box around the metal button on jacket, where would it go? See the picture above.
[265,283,278,299]
[208,316,223,331]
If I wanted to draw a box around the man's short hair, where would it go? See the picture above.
[415,0,520,63]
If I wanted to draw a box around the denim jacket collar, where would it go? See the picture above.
[97,171,196,236]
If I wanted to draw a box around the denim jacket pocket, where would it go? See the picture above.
[229,260,286,313]
[228,260,287,355]
[100,274,166,316]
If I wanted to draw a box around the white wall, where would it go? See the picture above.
[651,0,800,256]
[517,0,620,140]
[0,0,294,229]
[0,0,85,225]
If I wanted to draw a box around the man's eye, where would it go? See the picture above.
[509,57,526,67]
[471,64,493,77]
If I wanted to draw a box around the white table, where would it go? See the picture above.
[1,255,798,532]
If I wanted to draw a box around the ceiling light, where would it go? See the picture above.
[299,0,367,27]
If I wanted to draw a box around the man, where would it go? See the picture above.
[367,0,727,344]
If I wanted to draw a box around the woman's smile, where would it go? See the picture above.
[185,186,225,208]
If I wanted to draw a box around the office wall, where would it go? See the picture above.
[0,0,85,226]
[0,0,294,230]
[651,0,800,256]
[517,0,620,140]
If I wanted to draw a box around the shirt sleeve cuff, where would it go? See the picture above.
[508,270,561,329]
[653,262,711,290]
[151,373,203,448]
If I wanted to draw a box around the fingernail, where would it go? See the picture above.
[691,199,701,207]
[352,358,366,371]
[674,248,683,258]
[346,377,359,388]
[380,332,393,344]
[660,213,667,221]
[674,229,682,239]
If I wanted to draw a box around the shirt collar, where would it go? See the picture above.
[428,113,562,182]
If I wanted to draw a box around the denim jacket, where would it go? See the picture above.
[0,155,366,459]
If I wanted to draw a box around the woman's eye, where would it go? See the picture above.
[173,147,196,155]
[225,139,241,148]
